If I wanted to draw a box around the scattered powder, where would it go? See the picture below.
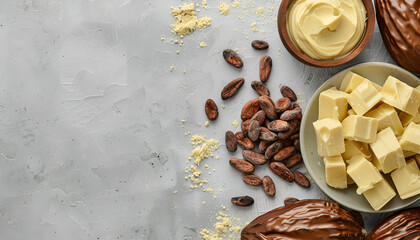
[205,121,210,127]
[298,100,305,103]
[233,28,238,32]
[231,120,239,128]
[232,0,241,8]
[181,119,187,123]
[170,3,212,38]
[200,212,243,240]
[202,0,208,9]
[250,22,258,32]
[170,66,175,71]
[177,50,180,54]
[202,201,206,205]
[219,2,230,15]
[199,42,207,47]
[174,190,178,194]
[221,105,226,109]
[183,70,187,74]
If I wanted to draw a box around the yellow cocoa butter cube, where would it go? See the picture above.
[347,174,355,184]
[404,150,417,158]
[365,103,404,136]
[362,179,396,211]
[342,140,372,161]
[347,155,383,194]
[318,87,348,121]
[380,76,420,115]
[415,155,420,166]
[370,127,406,173]
[347,81,382,115]
[313,118,345,157]
[347,109,356,116]
[391,159,420,200]
[371,156,382,172]
[342,115,378,143]
[399,122,420,154]
[324,155,347,189]
[339,72,382,93]
[399,111,420,127]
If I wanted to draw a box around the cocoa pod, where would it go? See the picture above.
[250,110,266,126]
[258,96,277,120]
[205,99,218,120]
[248,120,261,142]
[223,49,243,68]
[231,196,254,206]
[258,140,273,153]
[251,81,270,96]
[268,120,290,132]
[235,132,255,150]
[273,146,295,161]
[251,40,269,50]
[230,158,255,174]
[275,97,291,113]
[294,139,300,152]
[283,153,302,168]
[259,55,272,83]
[241,119,252,134]
[265,142,282,160]
[280,108,302,121]
[259,127,278,141]
[280,86,297,101]
[294,171,310,188]
[242,150,267,165]
[241,98,261,120]
[243,174,263,186]
[269,162,294,182]
[262,176,276,197]
[221,78,245,100]
[284,197,300,206]
[225,131,238,152]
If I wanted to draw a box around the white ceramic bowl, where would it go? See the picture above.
[300,62,420,213]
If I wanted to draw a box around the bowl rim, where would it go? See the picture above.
[277,0,375,68]
[300,62,420,213]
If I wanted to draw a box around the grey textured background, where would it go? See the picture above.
[0,0,418,239]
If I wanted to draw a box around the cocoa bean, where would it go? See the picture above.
[223,49,243,68]
[235,132,255,150]
[290,133,299,140]
[280,86,297,101]
[205,99,218,120]
[241,119,252,134]
[268,120,290,132]
[231,196,254,206]
[262,176,276,197]
[294,171,310,188]
[275,97,291,113]
[277,120,299,140]
[241,98,260,120]
[259,55,272,83]
[230,158,255,174]
[258,140,273,153]
[280,108,302,121]
[259,127,278,141]
[248,120,261,142]
[221,78,245,100]
[242,150,267,165]
[273,146,295,161]
[251,40,269,50]
[294,139,300,152]
[265,142,282,160]
[279,139,293,147]
[243,175,263,186]
[283,153,302,168]
[284,197,300,206]
[250,110,266,126]
[258,96,277,120]
[251,81,270,96]
[225,131,238,152]
[269,162,294,182]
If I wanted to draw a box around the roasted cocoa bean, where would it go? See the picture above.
[290,133,299,140]
[268,120,290,132]
[280,86,297,101]
[262,176,276,197]
[230,158,255,174]
[205,99,218,120]
[283,153,302,168]
[241,98,261,120]
[275,97,291,113]
[231,196,254,206]
[221,78,245,100]
[258,96,277,120]
[225,131,238,152]
[284,197,300,206]
[223,49,243,68]
[259,55,272,83]
[277,120,299,140]
[250,110,266,126]
[265,142,282,160]
[243,174,263,186]
[235,132,255,150]
[280,108,302,121]
[242,150,267,165]
[273,146,295,161]
[251,81,270,96]
[293,103,301,110]
[241,119,252,134]
[264,119,270,128]
[294,171,310,188]
[258,140,273,153]
[248,120,261,142]
[259,127,278,141]
[279,139,293,147]
[269,162,294,182]
[251,40,269,50]
[294,139,300,152]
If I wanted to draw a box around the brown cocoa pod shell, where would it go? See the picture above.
[243,174,263,186]
[235,132,255,150]
[248,120,261,142]
[259,55,272,83]
[258,96,277,120]
[242,150,267,165]
[225,131,238,152]
[230,158,255,174]
[259,127,278,142]
[251,40,269,50]
[231,196,254,206]
[269,162,294,182]
[241,98,261,121]
[294,139,301,152]
[205,99,218,120]
[258,140,273,153]
[294,171,310,188]
[268,120,290,132]
[251,81,270,96]
[280,108,302,121]
[221,78,245,100]
[250,110,266,126]
[284,197,300,206]
[262,176,276,197]
[273,146,295,161]
[223,49,243,68]
[275,97,291,113]
[283,153,302,168]
[265,142,282,160]
[280,86,297,101]
[241,199,365,239]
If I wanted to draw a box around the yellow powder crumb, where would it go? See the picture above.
[198,122,202,126]
[170,147,174,150]
[202,201,206,205]
[221,205,226,209]
[255,7,264,15]
[231,120,239,128]
[181,119,187,123]
[205,121,210,127]
[204,188,214,193]
[213,195,218,199]
[298,100,305,103]
[202,0,208,9]
[250,22,259,32]
[177,50,180,54]
[233,28,238,32]
[205,164,209,170]
[199,42,207,47]
[170,66,175,71]
[184,176,188,180]
[208,172,212,175]
[200,211,243,239]
[221,105,226,109]
[170,3,212,37]
[183,70,186,74]
[161,36,165,42]
[219,2,230,15]
[174,190,178,194]
[215,156,220,160]
[233,0,240,8]
[174,39,179,44]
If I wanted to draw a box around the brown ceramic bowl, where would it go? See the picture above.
[278,0,375,68]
